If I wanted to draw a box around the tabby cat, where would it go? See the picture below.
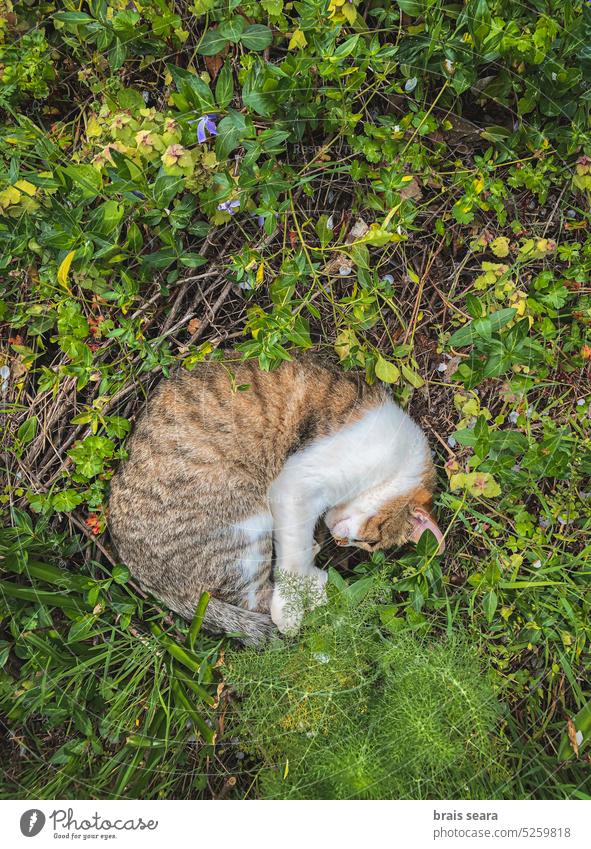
[108,354,444,643]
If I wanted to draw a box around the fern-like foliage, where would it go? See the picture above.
[225,578,510,799]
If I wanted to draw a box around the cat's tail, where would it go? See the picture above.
[158,591,276,645]
[201,597,276,645]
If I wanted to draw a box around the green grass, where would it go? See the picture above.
[1,0,591,799]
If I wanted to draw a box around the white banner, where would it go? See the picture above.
[1,799,590,848]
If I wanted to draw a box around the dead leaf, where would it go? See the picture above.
[204,54,223,80]
[323,253,352,276]
[187,318,201,335]
[567,717,580,757]
[399,177,422,201]
[345,218,369,243]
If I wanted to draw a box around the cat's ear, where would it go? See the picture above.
[409,508,445,552]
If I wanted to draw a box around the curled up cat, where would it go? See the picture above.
[108,353,444,644]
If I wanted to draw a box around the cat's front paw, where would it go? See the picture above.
[270,567,328,635]
[270,588,302,635]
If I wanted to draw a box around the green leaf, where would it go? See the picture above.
[112,564,130,585]
[167,65,215,112]
[241,65,276,117]
[240,24,273,51]
[315,214,334,248]
[67,616,98,643]
[68,436,115,478]
[449,308,516,348]
[188,591,211,650]
[17,416,38,445]
[395,0,423,14]
[197,29,230,56]
[482,589,498,623]
[215,110,248,159]
[344,576,375,607]
[62,164,103,199]
[52,488,83,512]
[219,16,246,41]
[53,11,94,25]
[215,61,234,108]
[375,355,400,384]
[334,35,359,58]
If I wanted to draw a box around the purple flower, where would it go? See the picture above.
[218,199,240,215]
[195,114,217,143]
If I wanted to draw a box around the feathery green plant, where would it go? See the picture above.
[225,577,509,799]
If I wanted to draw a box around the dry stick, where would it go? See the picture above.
[68,511,118,567]
[402,237,447,346]
[186,279,235,346]
[424,420,456,458]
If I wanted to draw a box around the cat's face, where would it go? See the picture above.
[324,477,444,554]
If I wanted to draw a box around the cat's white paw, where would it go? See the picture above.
[271,566,328,634]
[270,589,302,635]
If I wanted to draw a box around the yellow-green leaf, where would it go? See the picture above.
[375,355,400,384]
[490,236,510,258]
[288,29,307,50]
[57,251,76,288]
[401,363,424,388]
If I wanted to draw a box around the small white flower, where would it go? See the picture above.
[551,72,557,82]
[539,518,550,528]
[313,652,330,664]
[382,274,394,285]
[437,362,447,373]
[577,398,586,406]
[532,559,541,569]
[338,265,350,276]
[142,90,150,103]
[447,436,457,448]
[508,411,519,424]
[326,215,334,230]
[396,224,403,235]
[393,125,401,133]
[404,77,418,93]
